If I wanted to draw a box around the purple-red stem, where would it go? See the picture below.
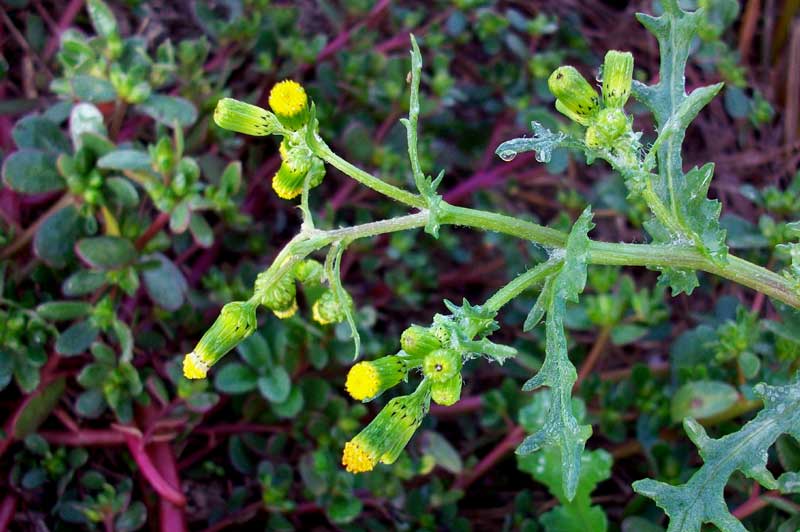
[0,495,17,532]
[123,434,186,507]
[150,441,188,532]
[452,424,525,491]
[40,429,127,446]
[42,0,83,60]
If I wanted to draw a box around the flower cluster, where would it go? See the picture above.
[341,323,465,473]
[183,258,352,379]
[213,80,325,200]
[548,50,634,150]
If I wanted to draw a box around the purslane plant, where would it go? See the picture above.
[186,1,800,528]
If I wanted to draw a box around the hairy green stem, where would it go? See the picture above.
[484,260,563,313]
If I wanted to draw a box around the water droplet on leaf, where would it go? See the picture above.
[498,150,517,162]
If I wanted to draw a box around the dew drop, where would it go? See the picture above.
[498,150,517,162]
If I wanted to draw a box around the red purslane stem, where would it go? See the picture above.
[123,434,186,507]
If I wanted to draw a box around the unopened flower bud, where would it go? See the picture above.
[214,98,281,137]
[548,66,600,126]
[584,108,628,148]
[256,270,297,319]
[422,349,461,383]
[342,380,431,473]
[400,325,442,359]
[602,50,634,109]
[312,289,352,325]
[293,259,323,285]
[183,300,257,379]
[431,373,462,406]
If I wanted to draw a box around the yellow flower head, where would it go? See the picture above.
[345,355,411,402]
[272,299,298,319]
[342,439,378,473]
[268,80,309,130]
[272,162,306,200]
[346,362,380,401]
[182,300,257,379]
[214,98,280,136]
[183,351,208,380]
[342,379,432,474]
[312,289,352,325]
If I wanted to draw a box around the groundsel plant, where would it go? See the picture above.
[185,2,800,530]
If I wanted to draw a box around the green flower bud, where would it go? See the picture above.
[183,300,257,379]
[151,137,174,174]
[342,380,431,473]
[293,259,323,285]
[548,66,600,126]
[345,355,410,402]
[256,270,297,319]
[271,161,306,200]
[431,324,451,348]
[584,108,628,148]
[214,98,282,137]
[422,349,462,383]
[431,374,462,406]
[400,325,442,359]
[312,289,352,325]
[602,50,634,109]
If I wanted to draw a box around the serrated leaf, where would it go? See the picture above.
[523,275,553,332]
[632,1,728,292]
[633,381,800,531]
[519,446,612,532]
[518,207,594,501]
[495,122,581,164]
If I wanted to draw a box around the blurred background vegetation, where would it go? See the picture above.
[1,0,800,530]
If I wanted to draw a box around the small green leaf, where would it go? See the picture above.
[272,386,304,418]
[189,213,213,248]
[2,149,64,193]
[75,389,106,418]
[13,376,65,438]
[76,236,137,269]
[104,177,139,207]
[495,122,581,164]
[670,380,739,423]
[86,0,117,37]
[610,323,648,345]
[141,253,187,311]
[36,301,93,321]
[115,502,146,532]
[53,75,117,103]
[62,270,107,296]
[34,205,82,268]
[69,103,108,148]
[56,320,100,356]
[136,95,198,127]
[97,149,152,171]
[237,333,272,368]
[257,367,291,403]
[326,495,362,525]
[213,363,258,394]
[12,115,70,153]
[420,431,463,474]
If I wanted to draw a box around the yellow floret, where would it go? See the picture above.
[268,80,308,118]
[272,300,298,319]
[345,362,380,401]
[342,440,377,473]
[183,351,208,379]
